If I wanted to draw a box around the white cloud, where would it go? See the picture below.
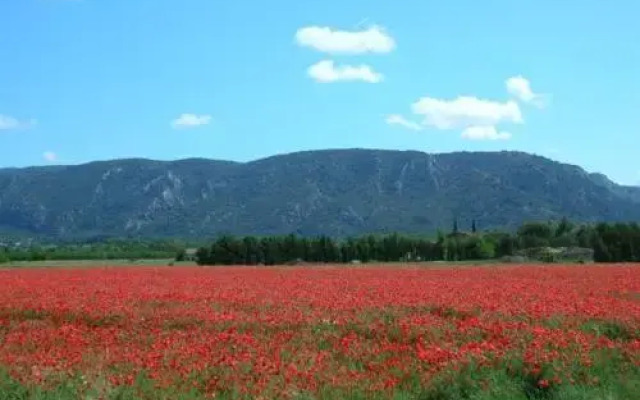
[411,96,523,130]
[295,25,395,54]
[171,113,212,129]
[0,115,20,130]
[506,76,534,102]
[506,76,546,107]
[385,114,422,131]
[0,114,36,130]
[461,126,511,141]
[387,76,549,140]
[307,60,383,83]
[43,151,57,162]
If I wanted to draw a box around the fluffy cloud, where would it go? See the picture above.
[0,115,20,130]
[308,60,383,83]
[386,77,547,140]
[0,114,36,130]
[295,25,395,54]
[171,113,212,129]
[506,76,545,107]
[461,126,511,140]
[411,96,523,130]
[385,114,422,131]
[43,151,58,162]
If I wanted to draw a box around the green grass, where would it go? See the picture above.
[3,350,639,400]
[0,370,208,400]
[1,259,548,270]
[580,319,639,341]
[0,259,197,269]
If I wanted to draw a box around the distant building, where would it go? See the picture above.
[515,247,594,263]
[184,248,198,261]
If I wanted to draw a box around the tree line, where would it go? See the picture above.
[2,219,640,265]
[0,239,189,264]
[194,219,640,265]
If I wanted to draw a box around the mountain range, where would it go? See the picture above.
[1,149,639,239]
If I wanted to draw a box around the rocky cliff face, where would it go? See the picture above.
[0,149,638,238]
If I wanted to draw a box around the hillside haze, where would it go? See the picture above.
[1,149,639,239]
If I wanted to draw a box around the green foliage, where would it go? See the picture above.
[474,238,496,259]
[0,370,208,400]
[580,320,638,341]
[1,239,189,264]
[1,219,639,266]
[0,196,639,267]
[175,249,186,261]
[195,220,640,265]
[518,222,554,248]
[1,347,640,399]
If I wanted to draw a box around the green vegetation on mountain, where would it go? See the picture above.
[1,149,639,239]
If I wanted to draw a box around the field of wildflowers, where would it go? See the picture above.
[0,265,639,399]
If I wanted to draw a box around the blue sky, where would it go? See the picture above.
[1,0,638,184]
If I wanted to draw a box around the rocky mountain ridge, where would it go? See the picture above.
[1,149,638,238]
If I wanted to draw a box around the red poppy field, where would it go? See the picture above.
[1,264,639,399]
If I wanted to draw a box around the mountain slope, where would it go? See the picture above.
[0,149,638,238]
